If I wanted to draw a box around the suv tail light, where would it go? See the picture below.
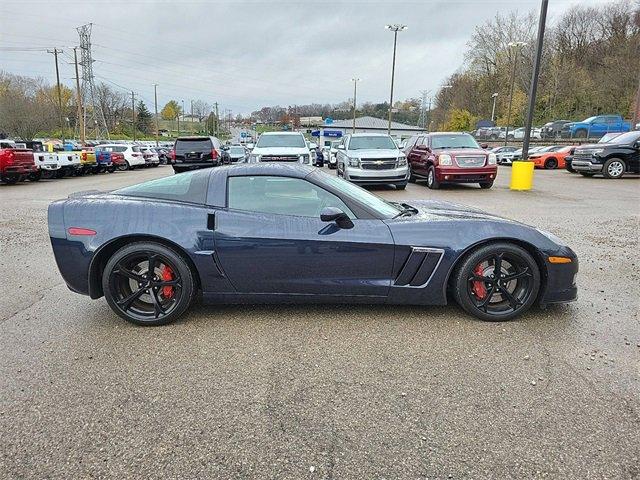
[211,148,218,160]
[170,149,176,161]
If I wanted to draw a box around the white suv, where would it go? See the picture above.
[249,132,312,165]
[100,144,146,169]
[336,133,409,189]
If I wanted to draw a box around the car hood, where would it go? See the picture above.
[251,147,309,155]
[346,149,400,158]
[393,199,515,224]
[574,143,602,151]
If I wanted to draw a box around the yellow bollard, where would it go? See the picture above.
[510,161,534,191]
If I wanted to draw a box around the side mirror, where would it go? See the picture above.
[320,207,353,229]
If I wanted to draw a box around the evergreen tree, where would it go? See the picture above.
[136,100,153,134]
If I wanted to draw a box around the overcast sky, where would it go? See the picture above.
[0,0,617,115]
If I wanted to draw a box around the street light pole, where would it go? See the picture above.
[351,77,360,133]
[491,92,498,122]
[522,0,549,161]
[504,41,527,146]
[153,84,159,147]
[385,24,407,135]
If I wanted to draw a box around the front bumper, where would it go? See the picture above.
[540,251,579,305]
[435,166,497,183]
[571,160,602,172]
[173,161,219,170]
[345,166,409,184]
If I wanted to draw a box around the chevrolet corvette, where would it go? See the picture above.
[48,164,578,326]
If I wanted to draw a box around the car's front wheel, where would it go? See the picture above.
[452,242,540,322]
[102,242,195,326]
[544,158,558,169]
[426,166,440,189]
[602,158,625,179]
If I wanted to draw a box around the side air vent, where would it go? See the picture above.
[394,247,444,287]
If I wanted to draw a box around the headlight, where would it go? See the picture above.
[300,154,310,164]
[347,157,360,168]
[397,155,407,166]
[487,153,497,165]
[537,229,567,247]
[249,154,260,163]
[439,154,453,166]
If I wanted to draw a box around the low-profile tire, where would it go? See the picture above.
[602,158,625,179]
[479,181,494,189]
[396,182,407,190]
[1,175,19,185]
[426,166,440,189]
[544,158,558,170]
[102,242,195,326]
[579,172,595,177]
[117,162,129,172]
[452,242,540,322]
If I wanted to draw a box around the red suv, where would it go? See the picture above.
[404,132,498,189]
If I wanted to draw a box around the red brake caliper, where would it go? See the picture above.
[160,265,174,299]
[472,264,487,299]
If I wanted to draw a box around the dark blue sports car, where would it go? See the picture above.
[48,164,578,326]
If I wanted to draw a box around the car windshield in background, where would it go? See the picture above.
[175,139,212,152]
[229,147,245,154]
[348,136,397,150]
[256,134,306,148]
[431,134,480,149]
[608,131,640,145]
[314,171,401,218]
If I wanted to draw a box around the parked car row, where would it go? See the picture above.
[474,114,634,142]
[488,129,640,179]
[0,139,167,185]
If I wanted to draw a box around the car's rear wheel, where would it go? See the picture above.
[102,242,195,326]
[544,158,558,169]
[426,166,440,189]
[452,242,540,322]
[602,158,625,179]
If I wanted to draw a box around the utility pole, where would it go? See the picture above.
[73,47,85,143]
[351,78,360,133]
[154,84,159,147]
[190,100,194,134]
[131,91,136,142]
[385,24,407,134]
[491,93,499,123]
[504,41,527,146]
[522,0,548,161]
[632,71,640,129]
[47,48,65,144]
[426,97,432,132]
[214,102,219,136]
[181,100,185,134]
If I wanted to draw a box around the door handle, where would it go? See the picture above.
[207,213,216,230]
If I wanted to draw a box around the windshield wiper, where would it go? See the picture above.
[392,202,418,218]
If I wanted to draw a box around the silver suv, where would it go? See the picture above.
[336,133,409,189]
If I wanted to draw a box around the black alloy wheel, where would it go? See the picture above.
[453,243,540,321]
[102,242,195,326]
[544,158,558,170]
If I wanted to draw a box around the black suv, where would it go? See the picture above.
[171,136,223,173]
[571,130,640,179]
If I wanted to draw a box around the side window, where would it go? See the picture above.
[114,169,208,204]
[228,176,355,219]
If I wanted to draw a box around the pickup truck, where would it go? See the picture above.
[561,115,631,139]
[0,140,38,184]
[570,130,640,179]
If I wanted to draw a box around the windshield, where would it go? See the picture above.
[583,116,597,123]
[608,131,640,145]
[229,147,245,154]
[598,133,621,143]
[315,171,401,218]
[348,136,397,150]
[256,134,306,148]
[431,134,480,149]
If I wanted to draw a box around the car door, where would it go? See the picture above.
[213,174,395,297]
[409,136,430,177]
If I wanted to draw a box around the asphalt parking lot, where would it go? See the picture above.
[1,165,639,479]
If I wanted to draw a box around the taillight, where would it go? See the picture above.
[81,152,87,161]
[211,148,218,160]
[68,227,97,236]
[3,150,15,165]
[170,150,176,162]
